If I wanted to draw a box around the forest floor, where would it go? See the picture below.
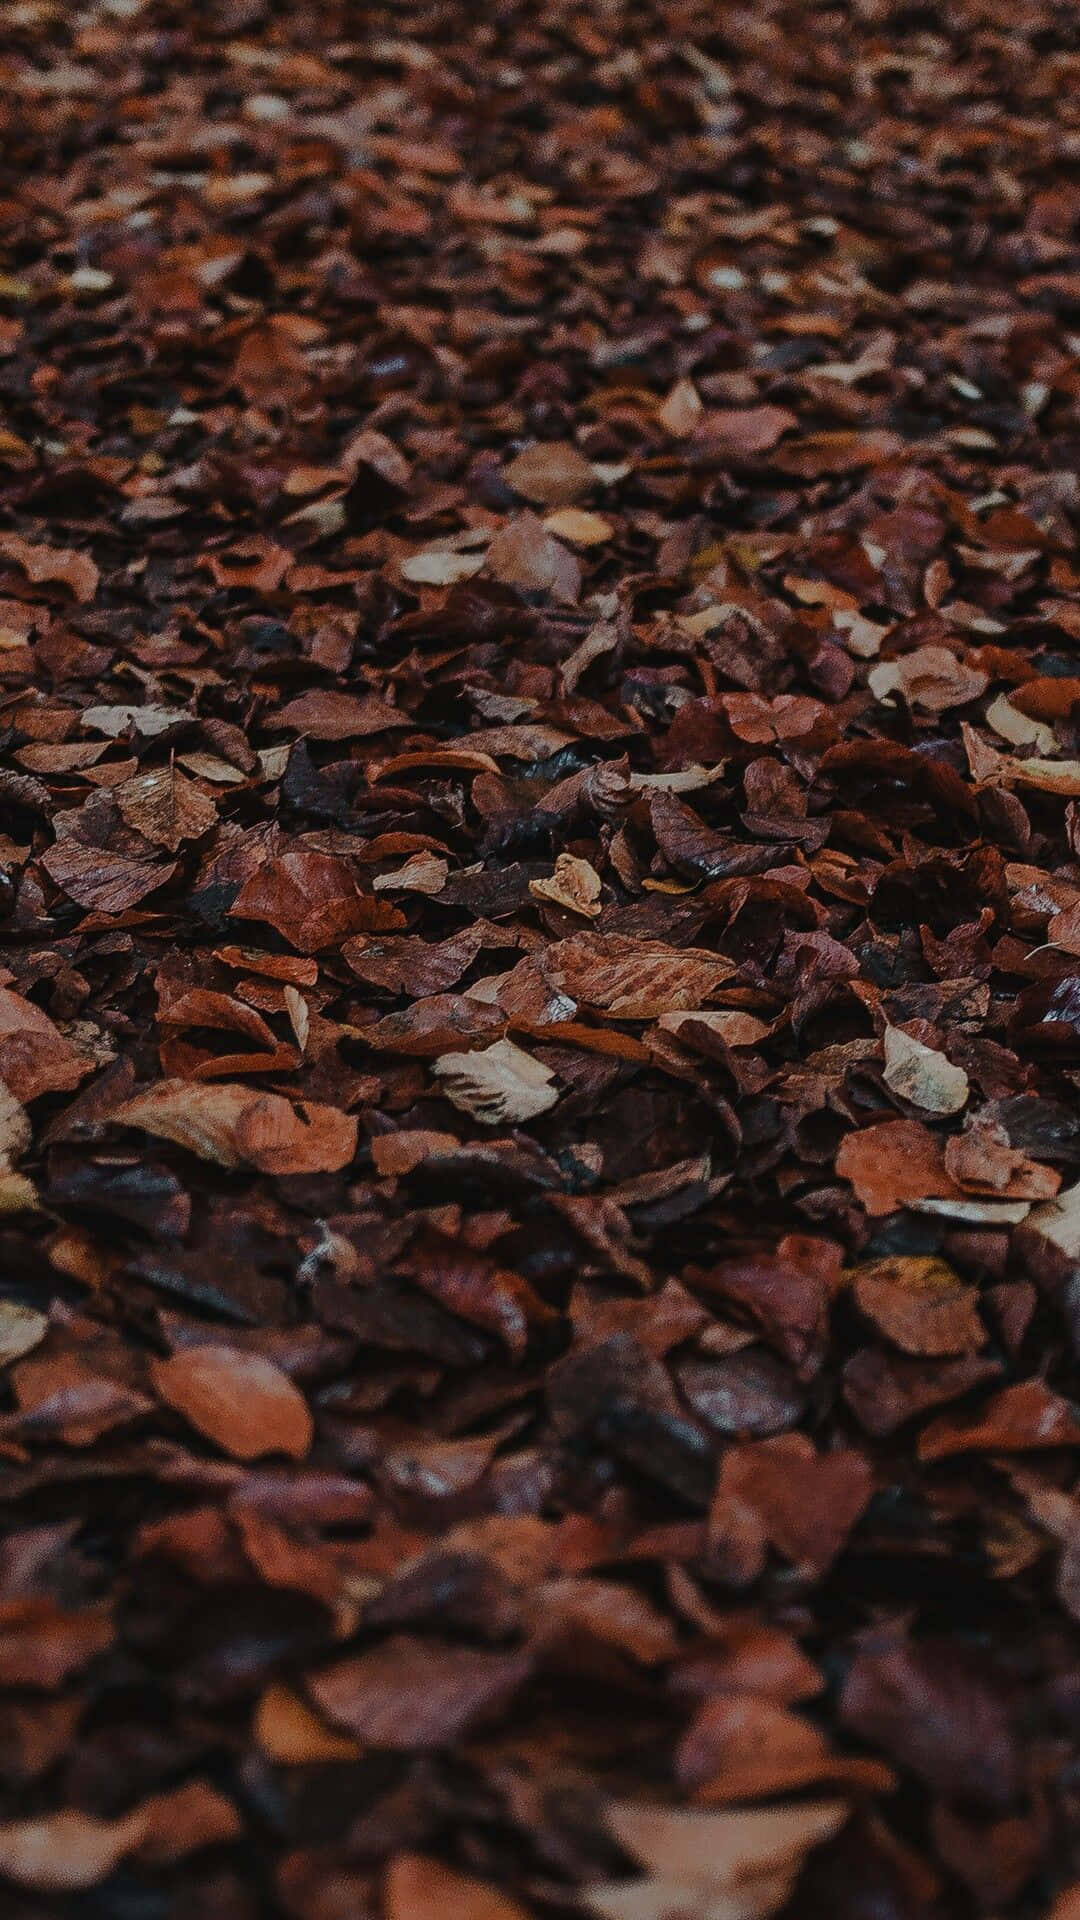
[1,1,1080,1915]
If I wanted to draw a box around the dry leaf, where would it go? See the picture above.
[115,765,217,850]
[0,532,99,603]
[504,440,594,506]
[308,1635,531,1747]
[883,1026,969,1114]
[529,853,603,918]
[984,692,1056,756]
[113,1081,357,1173]
[0,1809,147,1891]
[589,1800,849,1920]
[433,1038,559,1124]
[869,645,988,712]
[658,378,705,437]
[152,1344,313,1460]
[254,1683,362,1764]
[0,1300,48,1367]
[0,988,94,1103]
[485,513,581,600]
[851,1256,985,1357]
[543,507,613,546]
[659,1010,771,1048]
[384,1854,530,1920]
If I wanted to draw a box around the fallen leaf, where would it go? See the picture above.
[0,532,99,603]
[851,1256,985,1356]
[384,1854,530,1920]
[543,507,613,545]
[254,1683,362,1764]
[308,1636,531,1747]
[505,440,595,506]
[433,1038,559,1124]
[0,988,95,1102]
[918,1380,1080,1460]
[883,1025,969,1115]
[151,1345,313,1460]
[0,1300,48,1367]
[836,1119,959,1215]
[869,645,988,712]
[529,853,603,917]
[0,1809,147,1891]
[113,1081,357,1173]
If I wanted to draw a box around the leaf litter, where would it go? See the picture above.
[1,1,1080,1917]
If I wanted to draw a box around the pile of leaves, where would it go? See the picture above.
[1,0,1080,1913]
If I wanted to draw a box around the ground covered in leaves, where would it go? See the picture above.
[2,0,1080,1914]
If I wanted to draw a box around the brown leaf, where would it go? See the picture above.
[115,765,217,850]
[869,644,988,713]
[501,933,737,1024]
[433,1038,559,1124]
[839,1636,1019,1808]
[710,1434,873,1577]
[0,1599,113,1688]
[677,1692,892,1800]
[918,1380,1080,1460]
[133,1780,242,1866]
[851,1256,985,1357]
[385,1854,530,1920]
[0,532,99,603]
[229,848,373,951]
[836,1119,960,1215]
[112,1081,357,1173]
[0,988,95,1102]
[695,406,798,457]
[270,688,407,739]
[530,852,603,918]
[504,440,595,506]
[41,837,177,912]
[308,1635,531,1747]
[9,1351,153,1446]
[151,1345,313,1460]
[485,513,581,600]
[254,1683,362,1764]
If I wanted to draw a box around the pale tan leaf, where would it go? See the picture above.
[372,853,449,894]
[1027,1180,1080,1258]
[543,508,613,546]
[401,547,486,586]
[659,1010,771,1047]
[658,377,705,437]
[605,1799,849,1887]
[0,1079,31,1167]
[530,853,603,918]
[0,1299,48,1366]
[984,692,1056,756]
[883,1025,969,1115]
[868,645,987,713]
